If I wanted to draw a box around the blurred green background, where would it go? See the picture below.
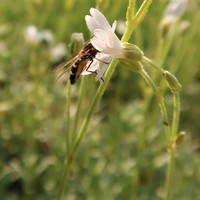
[0,0,200,199]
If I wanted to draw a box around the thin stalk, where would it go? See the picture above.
[164,92,180,200]
[141,67,181,200]
[57,154,74,200]
[172,92,180,139]
[125,0,152,42]
[70,77,87,148]
[133,0,152,27]
[139,68,171,140]
[164,146,176,200]
[142,56,164,74]
[66,79,71,154]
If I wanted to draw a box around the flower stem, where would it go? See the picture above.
[124,0,152,42]
[66,79,71,154]
[164,92,180,200]
[139,67,171,140]
[142,56,164,74]
[164,146,176,200]
[57,154,74,200]
[70,77,87,148]
[172,92,180,139]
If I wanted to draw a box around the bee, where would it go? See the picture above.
[53,43,100,84]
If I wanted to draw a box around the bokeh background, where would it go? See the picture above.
[0,0,200,199]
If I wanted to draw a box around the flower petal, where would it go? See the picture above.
[107,29,121,49]
[91,29,107,51]
[85,15,99,34]
[90,8,111,31]
[86,8,124,61]
[111,20,117,32]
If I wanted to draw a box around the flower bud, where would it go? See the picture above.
[163,70,181,92]
[119,60,143,73]
[122,42,143,61]
[70,33,85,56]
[175,131,186,145]
[178,20,190,35]
[160,16,176,38]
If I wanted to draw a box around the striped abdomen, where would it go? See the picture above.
[69,58,89,84]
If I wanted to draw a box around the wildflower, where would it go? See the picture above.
[84,8,144,81]
[85,8,124,58]
[24,25,54,46]
[24,25,39,45]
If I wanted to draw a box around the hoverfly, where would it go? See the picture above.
[53,42,100,84]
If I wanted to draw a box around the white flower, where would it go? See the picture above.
[24,25,54,45]
[83,8,126,82]
[83,8,143,82]
[85,8,124,58]
[81,53,112,82]
[24,25,39,44]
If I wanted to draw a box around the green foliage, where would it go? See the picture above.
[0,0,200,199]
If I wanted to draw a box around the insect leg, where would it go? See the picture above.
[94,57,110,64]
[85,58,94,71]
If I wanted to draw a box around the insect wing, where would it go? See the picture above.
[53,55,79,72]
[53,55,80,81]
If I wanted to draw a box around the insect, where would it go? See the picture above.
[53,42,100,84]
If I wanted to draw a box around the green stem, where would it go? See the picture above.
[164,146,176,200]
[172,92,180,139]
[70,77,87,148]
[66,79,71,154]
[125,0,152,41]
[57,154,74,200]
[142,56,164,74]
[139,68,171,140]
[133,0,152,27]
[164,92,180,200]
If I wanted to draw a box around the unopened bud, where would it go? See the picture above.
[160,16,176,38]
[176,131,186,145]
[119,59,143,73]
[70,33,85,56]
[178,20,190,35]
[163,70,181,92]
[122,42,143,61]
